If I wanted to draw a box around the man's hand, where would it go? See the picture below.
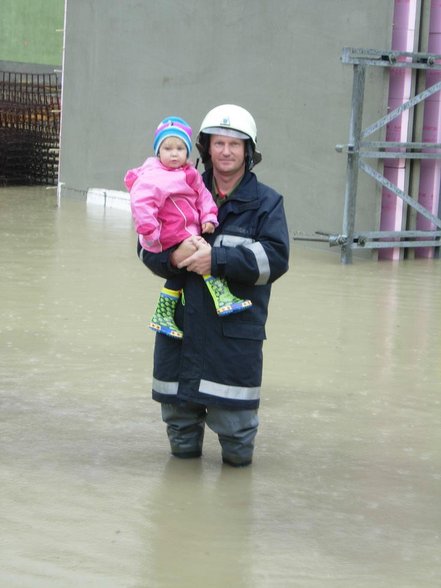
[177,240,212,275]
[170,236,205,267]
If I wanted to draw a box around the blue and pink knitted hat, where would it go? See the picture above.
[153,116,192,155]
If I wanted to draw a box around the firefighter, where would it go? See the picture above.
[138,104,290,467]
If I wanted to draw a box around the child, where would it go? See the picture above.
[124,116,252,339]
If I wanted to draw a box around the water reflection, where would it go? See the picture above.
[145,459,253,588]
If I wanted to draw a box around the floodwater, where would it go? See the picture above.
[1,186,440,588]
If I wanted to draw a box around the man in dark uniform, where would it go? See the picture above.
[138,104,290,466]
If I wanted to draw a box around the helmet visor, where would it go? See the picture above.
[201,127,249,140]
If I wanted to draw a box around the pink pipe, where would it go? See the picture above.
[379,0,418,261]
[415,0,441,258]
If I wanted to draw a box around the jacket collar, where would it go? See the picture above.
[203,169,257,202]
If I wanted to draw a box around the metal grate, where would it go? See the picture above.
[0,71,61,186]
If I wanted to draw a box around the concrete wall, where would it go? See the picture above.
[59,0,394,238]
[0,0,64,67]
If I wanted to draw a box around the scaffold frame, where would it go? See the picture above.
[335,47,441,263]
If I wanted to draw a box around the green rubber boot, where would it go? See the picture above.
[149,289,183,339]
[203,275,252,316]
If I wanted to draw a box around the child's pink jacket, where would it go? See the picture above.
[124,157,218,253]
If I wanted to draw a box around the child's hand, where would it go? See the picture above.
[202,222,215,234]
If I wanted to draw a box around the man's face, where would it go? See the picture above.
[209,134,246,175]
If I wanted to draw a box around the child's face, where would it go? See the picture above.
[158,137,188,169]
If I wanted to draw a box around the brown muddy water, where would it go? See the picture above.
[1,186,440,587]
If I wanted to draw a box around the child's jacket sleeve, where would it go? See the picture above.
[124,160,168,243]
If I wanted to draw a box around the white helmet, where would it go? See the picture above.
[197,104,262,169]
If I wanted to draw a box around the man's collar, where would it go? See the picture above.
[213,174,245,200]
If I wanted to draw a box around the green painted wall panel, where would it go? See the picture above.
[0,0,64,65]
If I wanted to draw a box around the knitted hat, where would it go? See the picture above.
[153,116,192,155]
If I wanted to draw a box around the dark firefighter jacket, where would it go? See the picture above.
[137,168,290,410]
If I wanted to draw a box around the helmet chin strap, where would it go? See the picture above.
[246,141,255,171]
[195,136,212,171]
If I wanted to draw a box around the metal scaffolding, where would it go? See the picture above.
[333,48,441,263]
